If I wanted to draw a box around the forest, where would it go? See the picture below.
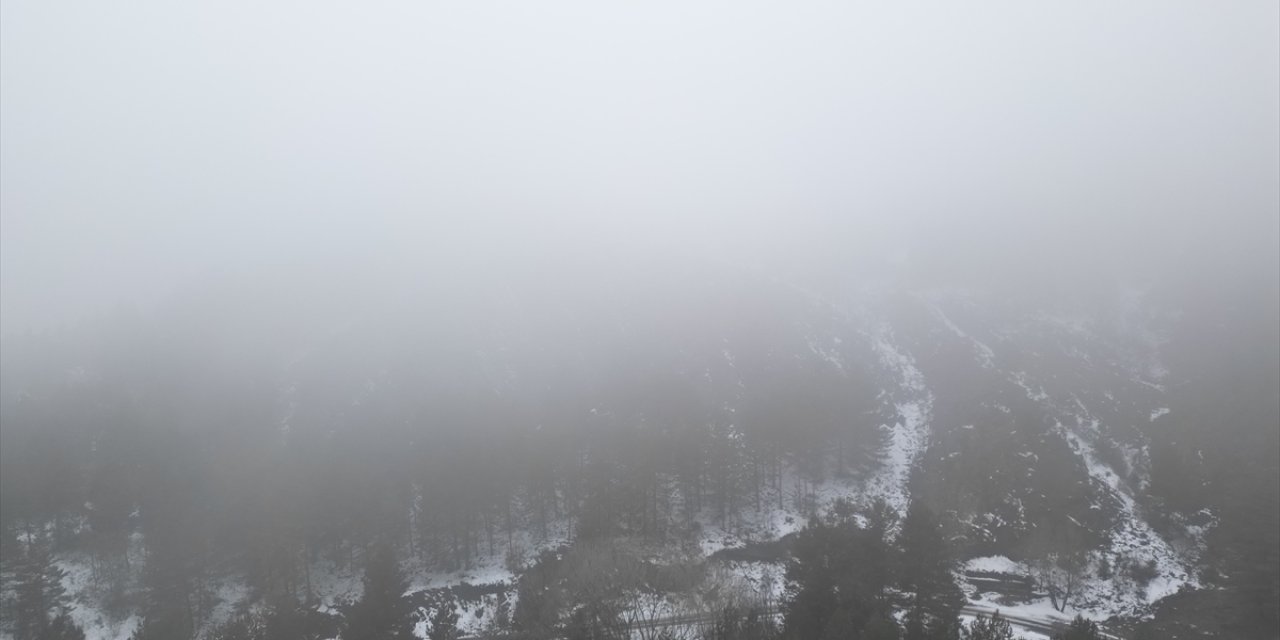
[2,1,1276,638]
[0,266,1275,640]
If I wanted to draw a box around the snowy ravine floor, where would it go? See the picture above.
[1054,413,1197,609]
[862,327,934,518]
[924,289,1200,620]
[998,373,1199,620]
[695,324,935,554]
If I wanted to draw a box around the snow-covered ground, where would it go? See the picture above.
[29,289,1203,639]
[1054,415,1196,609]
[55,553,141,640]
[957,612,1052,640]
[861,328,933,519]
[960,557,1115,639]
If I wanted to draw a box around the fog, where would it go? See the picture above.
[4,5,1280,638]
[2,0,1277,332]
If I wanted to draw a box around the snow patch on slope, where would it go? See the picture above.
[925,300,997,369]
[805,336,846,374]
[1055,416,1196,608]
[54,554,140,640]
[965,556,1024,574]
[999,362,1197,618]
[863,330,933,517]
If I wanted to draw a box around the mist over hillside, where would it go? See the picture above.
[1,254,1276,639]
[2,1,1277,639]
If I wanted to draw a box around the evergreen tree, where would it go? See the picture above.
[133,536,199,640]
[13,542,76,640]
[783,502,898,640]
[262,593,339,640]
[896,502,962,640]
[204,602,339,640]
[512,551,565,638]
[46,612,87,640]
[960,612,1017,640]
[428,604,461,640]
[343,543,415,640]
[862,612,903,640]
[1050,616,1102,640]
[207,614,262,640]
[129,613,193,640]
[563,599,625,640]
[782,518,841,639]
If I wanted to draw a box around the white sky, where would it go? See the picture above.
[2,0,1277,329]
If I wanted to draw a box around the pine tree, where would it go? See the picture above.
[862,612,903,640]
[897,502,962,640]
[343,543,415,640]
[564,599,626,640]
[428,604,460,640]
[782,518,840,640]
[262,594,315,640]
[783,503,898,640]
[46,612,88,640]
[204,601,339,640]
[13,541,77,640]
[961,612,1017,640]
[1050,616,1102,640]
[130,613,193,640]
[133,536,199,640]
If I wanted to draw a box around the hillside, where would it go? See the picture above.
[0,260,1275,639]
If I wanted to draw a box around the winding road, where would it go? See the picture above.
[960,603,1121,639]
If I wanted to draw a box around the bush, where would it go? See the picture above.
[1051,615,1103,640]
[961,612,1015,640]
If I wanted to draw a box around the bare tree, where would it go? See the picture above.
[1024,522,1087,613]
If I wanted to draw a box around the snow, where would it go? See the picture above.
[29,288,1199,637]
[412,591,516,640]
[864,330,933,518]
[75,615,140,640]
[404,559,517,594]
[721,561,787,605]
[455,593,511,637]
[965,556,1026,575]
[1010,372,1050,403]
[50,553,141,640]
[979,314,1199,621]
[309,557,365,607]
[1056,416,1197,609]
[805,336,845,374]
[694,326,935,546]
[721,348,736,368]
[864,399,929,517]
[998,358,1197,618]
[207,576,252,629]
[926,300,997,368]
[958,613,1051,640]
[962,596,1128,640]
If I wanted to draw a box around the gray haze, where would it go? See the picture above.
[2,0,1278,330]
